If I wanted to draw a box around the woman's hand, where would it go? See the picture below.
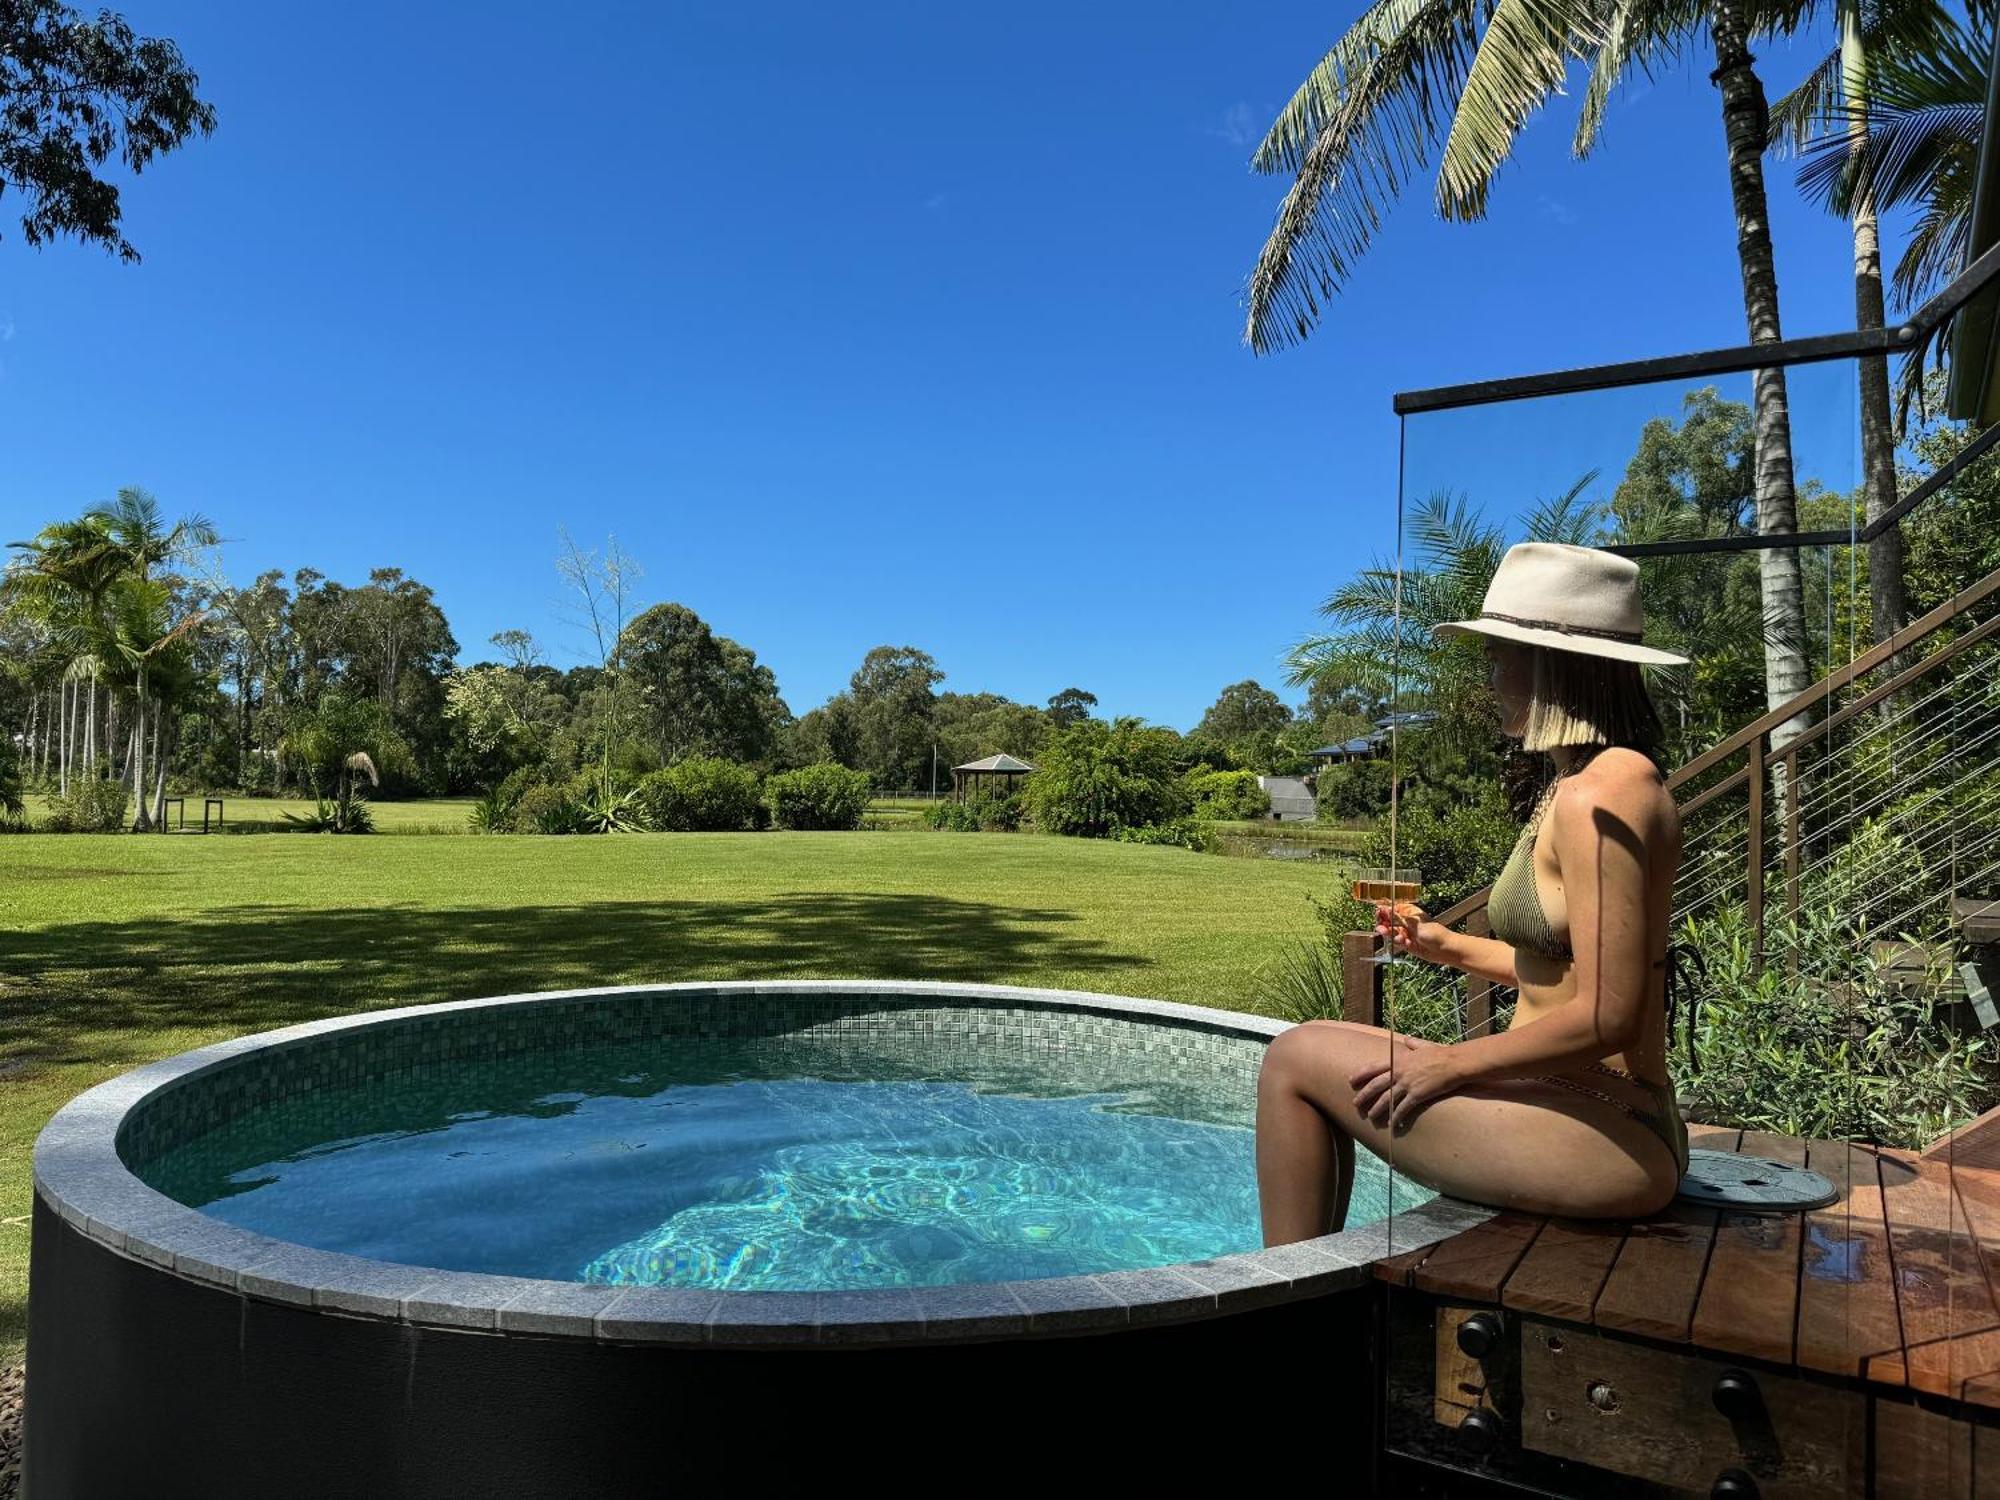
[1349,1038,1470,1133]
[1374,901,1453,965]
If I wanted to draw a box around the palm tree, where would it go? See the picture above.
[1777,5,1991,425]
[1244,0,1818,762]
[1769,0,1960,646]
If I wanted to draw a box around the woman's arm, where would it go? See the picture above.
[1353,765,1665,1129]
[1377,912,1520,988]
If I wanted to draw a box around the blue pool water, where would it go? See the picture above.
[137,1038,1427,1290]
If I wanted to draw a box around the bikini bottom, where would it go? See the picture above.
[1534,1062,1690,1176]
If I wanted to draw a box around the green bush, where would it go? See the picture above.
[923,793,1021,833]
[765,763,872,830]
[1316,760,1392,821]
[513,782,592,834]
[924,799,981,832]
[1184,768,1271,821]
[1111,816,1212,852]
[43,778,131,833]
[1674,903,1992,1148]
[1024,717,1189,838]
[636,758,762,832]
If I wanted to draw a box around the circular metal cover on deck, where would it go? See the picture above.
[1674,1148,1840,1211]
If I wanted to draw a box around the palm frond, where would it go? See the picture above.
[1244,0,1489,352]
[1437,0,1605,218]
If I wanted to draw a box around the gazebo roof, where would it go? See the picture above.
[953,753,1036,774]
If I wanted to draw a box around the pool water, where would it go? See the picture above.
[136,1037,1429,1291]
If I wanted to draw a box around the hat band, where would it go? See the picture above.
[1479,611,1644,645]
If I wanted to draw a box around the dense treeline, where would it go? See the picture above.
[0,502,1355,830]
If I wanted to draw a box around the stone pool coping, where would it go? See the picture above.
[33,980,1494,1348]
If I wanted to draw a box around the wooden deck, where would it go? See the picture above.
[1378,1125,2000,1404]
[1373,1127,2000,1495]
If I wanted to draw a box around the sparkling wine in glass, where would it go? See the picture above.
[1352,867,1424,965]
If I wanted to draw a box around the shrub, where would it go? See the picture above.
[636,758,762,832]
[924,799,982,832]
[468,785,517,833]
[1184,768,1271,822]
[1316,760,1392,821]
[1674,903,1992,1148]
[923,793,1021,833]
[43,777,131,833]
[513,782,592,834]
[1111,816,1212,852]
[765,763,872,830]
[1024,717,1189,838]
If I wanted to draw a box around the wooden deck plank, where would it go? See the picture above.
[1373,1244,1432,1288]
[1951,1165,2000,1293]
[1688,1152,1816,1376]
[1500,1218,1627,1324]
[1592,1203,1718,1343]
[1406,1211,1546,1302]
[1796,1141,1906,1380]
[1868,1329,2000,1400]
[1964,1371,2000,1412]
[1875,1398,1976,1500]
[1688,1123,1743,1152]
[1690,1133,1810,1366]
[1878,1149,2000,1359]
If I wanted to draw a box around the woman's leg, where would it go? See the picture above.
[1256,1020,1681,1245]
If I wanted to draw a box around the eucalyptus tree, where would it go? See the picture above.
[0,0,215,261]
[1245,0,1832,759]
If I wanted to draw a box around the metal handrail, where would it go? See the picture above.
[1393,240,2000,415]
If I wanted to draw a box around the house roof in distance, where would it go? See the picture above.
[953,753,1037,774]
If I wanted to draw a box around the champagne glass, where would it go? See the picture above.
[1352,866,1424,966]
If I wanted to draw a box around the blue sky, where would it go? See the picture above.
[0,2,1892,728]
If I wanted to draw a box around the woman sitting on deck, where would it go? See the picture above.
[1256,541,1692,1242]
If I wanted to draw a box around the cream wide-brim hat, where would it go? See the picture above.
[1432,541,1690,667]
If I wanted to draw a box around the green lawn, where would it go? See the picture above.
[22,793,478,834]
[0,828,1336,1364]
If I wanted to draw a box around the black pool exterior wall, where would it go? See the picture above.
[27,1194,1376,1497]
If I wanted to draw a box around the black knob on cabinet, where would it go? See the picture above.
[1711,1466,1760,1499]
[1712,1369,1762,1421]
[1457,1408,1503,1457]
[1456,1311,1504,1360]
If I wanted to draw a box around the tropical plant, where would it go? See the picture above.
[1777,2,1991,432]
[1245,0,1818,754]
[577,782,646,834]
[280,794,375,834]
[467,785,518,834]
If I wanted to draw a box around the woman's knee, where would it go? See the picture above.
[1258,1019,1371,1089]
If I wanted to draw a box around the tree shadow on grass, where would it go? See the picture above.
[1,891,1149,1069]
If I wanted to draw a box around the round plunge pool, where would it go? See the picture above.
[28,982,1488,1495]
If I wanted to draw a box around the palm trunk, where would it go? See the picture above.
[1712,0,1812,780]
[60,676,73,796]
[131,674,152,832]
[1842,12,1905,647]
[151,712,171,831]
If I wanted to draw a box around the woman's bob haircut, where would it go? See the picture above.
[1517,642,1665,757]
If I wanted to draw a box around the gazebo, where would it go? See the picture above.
[951,753,1036,802]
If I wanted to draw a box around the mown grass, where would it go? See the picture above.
[0,827,1337,1363]
[21,793,479,835]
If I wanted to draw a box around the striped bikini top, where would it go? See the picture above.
[1487,774,1570,959]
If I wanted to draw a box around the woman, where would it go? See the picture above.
[1256,541,1690,1244]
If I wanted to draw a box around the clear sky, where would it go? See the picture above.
[0,2,1893,729]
